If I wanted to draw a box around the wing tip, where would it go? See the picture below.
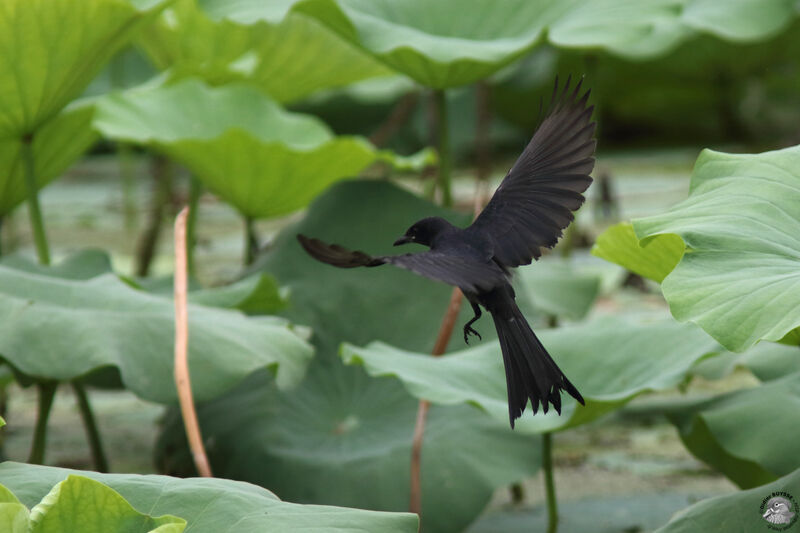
[297,233,379,268]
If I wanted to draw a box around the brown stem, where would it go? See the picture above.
[409,287,463,516]
[369,92,420,148]
[174,207,212,477]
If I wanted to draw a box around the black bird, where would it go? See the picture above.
[298,77,596,428]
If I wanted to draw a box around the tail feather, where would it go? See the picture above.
[491,301,584,428]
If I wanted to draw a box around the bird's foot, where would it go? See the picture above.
[463,325,482,344]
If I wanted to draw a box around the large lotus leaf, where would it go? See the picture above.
[0,249,111,280]
[679,0,796,41]
[130,272,289,314]
[157,372,540,533]
[0,463,418,533]
[157,181,543,533]
[493,21,800,144]
[467,493,714,533]
[342,317,722,433]
[239,0,553,88]
[633,145,800,352]
[94,79,429,219]
[0,496,27,533]
[0,103,97,216]
[515,258,602,320]
[690,341,800,382]
[655,467,800,533]
[27,475,186,533]
[8,248,289,314]
[547,0,795,60]
[188,273,289,313]
[139,0,390,103]
[83,46,161,98]
[244,12,393,104]
[137,0,257,85]
[211,0,798,88]
[592,222,684,283]
[0,0,170,138]
[0,258,313,403]
[665,373,800,488]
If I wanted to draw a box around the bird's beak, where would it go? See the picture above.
[393,235,412,246]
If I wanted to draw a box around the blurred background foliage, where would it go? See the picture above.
[0,0,799,532]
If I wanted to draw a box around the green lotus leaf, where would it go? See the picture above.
[680,0,795,42]
[0,103,97,216]
[188,273,289,313]
[139,0,391,103]
[341,316,721,433]
[690,341,800,382]
[156,181,543,533]
[0,483,27,533]
[655,467,800,532]
[276,0,553,88]
[665,373,800,488]
[0,463,418,533]
[468,493,709,533]
[212,0,798,88]
[0,256,313,403]
[129,271,289,314]
[547,0,795,60]
[27,475,185,533]
[515,258,602,320]
[633,145,800,352]
[137,0,257,85]
[94,78,427,219]
[0,249,111,280]
[0,0,170,138]
[592,221,685,283]
[241,12,394,103]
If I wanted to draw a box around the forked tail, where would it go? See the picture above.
[490,299,584,428]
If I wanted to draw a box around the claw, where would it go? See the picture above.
[463,325,482,344]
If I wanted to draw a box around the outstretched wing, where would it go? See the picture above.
[468,76,596,267]
[298,234,506,292]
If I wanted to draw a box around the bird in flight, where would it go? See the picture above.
[298,76,596,428]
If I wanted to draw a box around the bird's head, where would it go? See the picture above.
[394,216,453,247]
[763,497,794,523]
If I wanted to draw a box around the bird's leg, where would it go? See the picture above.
[463,302,483,344]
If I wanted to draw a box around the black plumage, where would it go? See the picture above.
[298,76,596,428]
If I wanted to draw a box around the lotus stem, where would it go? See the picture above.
[119,143,138,233]
[135,155,174,277]
[409,286,463,517]
[71,381,109,472]
[244,215,258,266]
[186,178,202,278]
[434,89,453,207]
[28,381,57,464]
[21,134,50,265]
[369,91,419,148]
[174,207,213,477]
[543,432,559,533]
